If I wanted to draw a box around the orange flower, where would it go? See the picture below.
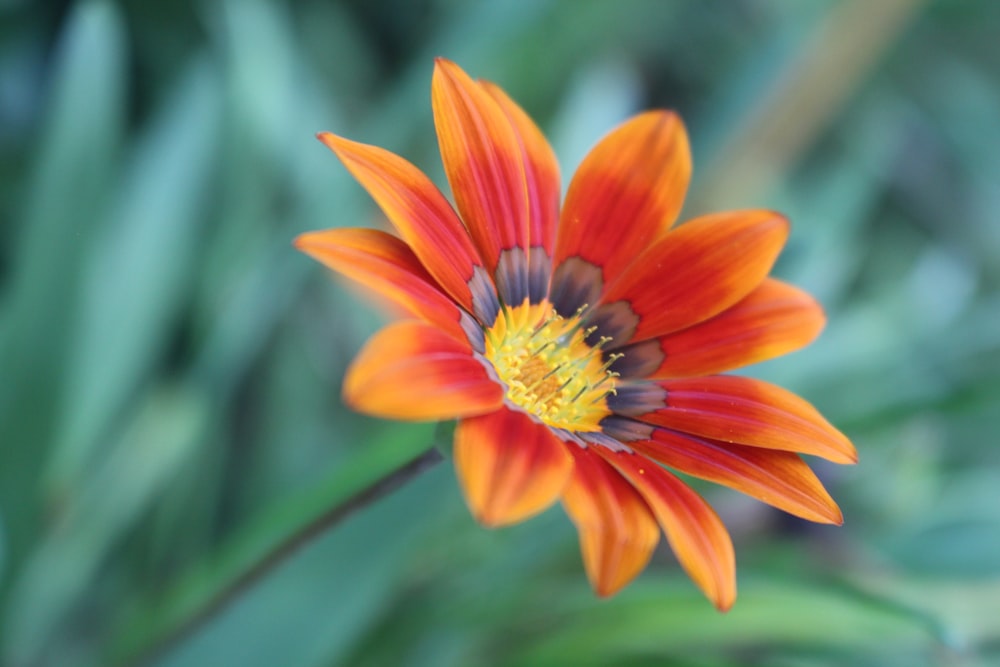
[296,58,856,610]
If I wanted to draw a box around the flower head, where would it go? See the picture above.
[296,58,856,609]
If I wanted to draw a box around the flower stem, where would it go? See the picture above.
[121,447,443,667]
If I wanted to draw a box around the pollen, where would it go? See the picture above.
[484,300,620,432]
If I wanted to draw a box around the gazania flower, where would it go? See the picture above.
[296,58,856,610]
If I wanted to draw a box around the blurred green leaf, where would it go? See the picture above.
[112,421,435,665]
[138,447,447,667]
[0,0,126,582]
[43,56,222,500]
[5,384,212,667]
[501,576,945,667]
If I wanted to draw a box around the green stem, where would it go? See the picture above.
[121,447,443,667]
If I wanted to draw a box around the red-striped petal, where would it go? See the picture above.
[480,78,560,303]
[317,132,499,323]
[633,431,844,524]
[480,79,560,258]
[433,59,531,305]
[343,321,503,421]
[562,445,660,597]
[614,278,825,379]
[596,448,736,611]
[294,228,469,341]
[553,111,691,295]
[595,210,789,346]
[454,406,574,527]
[624,376,856,464]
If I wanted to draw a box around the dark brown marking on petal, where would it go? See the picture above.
[609,339,664,379]
[580,430,633,452]
[469,265,500,325]
[461,310,486,353]
[495,246,529,307]
[549,425,586,447]
[600,416,656,443]
[527,246,551,304]
[586,300,639,347]
[549,256,602,317]
[607,382,667,417]
[472,349,502,383]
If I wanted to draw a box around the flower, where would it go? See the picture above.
[295,58,856,610]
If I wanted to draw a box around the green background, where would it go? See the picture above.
[2,0,999,665]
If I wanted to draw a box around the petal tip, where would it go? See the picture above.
[433,55,459,69]
[466,493,542,529]
[433,55,461,73]
[711,581,737,613]
[594,585,617,599]
[767,211,792,239]
[317,131,346,153]
[829,505,845,526]
[714,595,736,613]
[825,430,859,465]
[432,57,465,83]
[708,574,737,613]
[431,59,480,107]
[432,59,486,106]
[591,573,636,598]
[841,437,860,464]
[737,209,791,244]
[586,565,633,599]
[293,229,328,252]
[317,132,372,164]
[340,379,365,414]
[811,499,845,525]
[469,507,504,528]
[636,108,682,126]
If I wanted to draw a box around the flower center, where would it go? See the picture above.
[484,301,620,432]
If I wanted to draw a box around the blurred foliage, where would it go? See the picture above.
[1,0,999,666]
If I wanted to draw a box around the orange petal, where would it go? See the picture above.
[480,80,560,256]
[597,448,736,611]
[343,321,502,421]
[615,279,826,379]
[294,228,469,341]
[622,376,856,464]
[596,210,789,346]
[433,59,532,305]
[562,445,660,597]
[633,431,844,525]
[551,111,691,310]
[317,132,499,324]
[454,406,573,527]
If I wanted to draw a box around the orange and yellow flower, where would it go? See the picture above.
[296,58,856,610]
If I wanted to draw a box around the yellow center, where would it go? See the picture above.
[484,300,620,432]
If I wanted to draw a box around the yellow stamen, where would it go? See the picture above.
[484,300,619,432]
